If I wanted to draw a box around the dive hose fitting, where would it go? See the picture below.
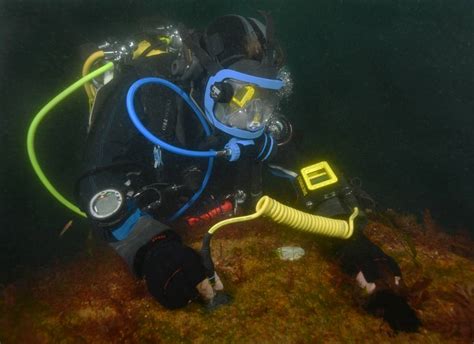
[100,40,137,63]
[224,139,242,162]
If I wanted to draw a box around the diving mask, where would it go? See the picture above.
[214,79,280,132]
[204,68,285,139]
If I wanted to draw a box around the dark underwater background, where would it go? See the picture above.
[0,0,472,284]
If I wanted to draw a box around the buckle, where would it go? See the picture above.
[300,161,338,191]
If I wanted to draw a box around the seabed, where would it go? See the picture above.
[1,209,473,343]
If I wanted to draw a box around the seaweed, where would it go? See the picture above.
[1,209,473,343]
[368,209,421,267]
[424,283,474,341]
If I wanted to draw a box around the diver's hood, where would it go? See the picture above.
[227,59,280,79]
[179,14,287,139]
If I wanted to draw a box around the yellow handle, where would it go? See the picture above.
[82,50,105,110]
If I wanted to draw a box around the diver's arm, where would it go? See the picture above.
[264,141,420,331]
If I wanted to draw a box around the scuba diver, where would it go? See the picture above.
[66,14,420,331]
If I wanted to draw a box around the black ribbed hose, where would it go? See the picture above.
[200,233,216,280]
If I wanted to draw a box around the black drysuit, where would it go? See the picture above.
[76,52,399,290]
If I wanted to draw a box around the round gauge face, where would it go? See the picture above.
[89,189,123,219]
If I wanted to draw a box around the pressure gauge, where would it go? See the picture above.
[89,189,124,219]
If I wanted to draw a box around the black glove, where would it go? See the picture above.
[206,291,232,311]
[338,233,401,280]
[337,234,421,332]
[366,289,421,332]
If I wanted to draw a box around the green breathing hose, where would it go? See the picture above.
[27,62,114,217]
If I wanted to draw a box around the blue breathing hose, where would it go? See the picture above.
[127,77,217,157]
[126,77,217,221]
[168,157,214,222]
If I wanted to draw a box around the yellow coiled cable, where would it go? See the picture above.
[209,195,359,239]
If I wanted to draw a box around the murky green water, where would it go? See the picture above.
[1,0,473,283]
